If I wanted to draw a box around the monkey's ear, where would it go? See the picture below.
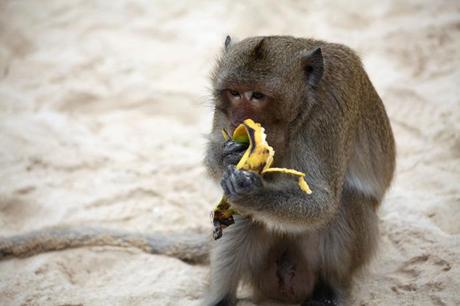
[224,35,232,51]
[301,47,324,87]
[253,38,265,59]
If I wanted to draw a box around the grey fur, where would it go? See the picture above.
[0,227,209,264]
[204,35,395,305]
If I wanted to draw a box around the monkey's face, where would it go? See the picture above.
[214,79,290,158]
[212,65,287,135]
[221,88,270,131]
[212,37,303,135]
[211,36,324,159]
[211,36,317,161]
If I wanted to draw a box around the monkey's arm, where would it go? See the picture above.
[221,115,348,231]
[0,227,209,263]
[221,166,339,231]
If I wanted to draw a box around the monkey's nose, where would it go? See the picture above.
[243,91,253,101]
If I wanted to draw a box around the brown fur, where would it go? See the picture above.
[203,35,395,305]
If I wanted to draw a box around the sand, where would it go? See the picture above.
[0,1,459,305]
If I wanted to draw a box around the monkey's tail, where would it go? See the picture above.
[0,227,210,264]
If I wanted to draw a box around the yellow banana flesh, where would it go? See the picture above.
[211,119,312,240]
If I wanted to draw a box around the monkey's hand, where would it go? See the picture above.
[222,140,248,167]
[221,165,263,202]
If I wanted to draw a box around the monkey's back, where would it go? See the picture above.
[286,36,396,203]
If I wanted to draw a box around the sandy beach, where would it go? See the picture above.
[0,1,459,305]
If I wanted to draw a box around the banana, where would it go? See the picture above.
[211,119,312,240]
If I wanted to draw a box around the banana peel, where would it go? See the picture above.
[211,119,312,240]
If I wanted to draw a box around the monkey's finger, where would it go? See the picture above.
[220,177,230,195]
[248,172,263,188]
[222,176,238,197]
[223,140,248,156]
[222,165,231,180]
[229,167,244,195]
[230,169,259,196]
[232,170,253,189]
[223,165,238,180]
[228,171,242,196]
[223,151,245,167]
[221,167,238,195]
[236,170,263,193]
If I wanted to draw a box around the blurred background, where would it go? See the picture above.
[0,1,459,305]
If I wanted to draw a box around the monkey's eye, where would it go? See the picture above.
[228,90,240,97]
[251,92,265,100]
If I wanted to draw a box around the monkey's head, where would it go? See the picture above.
[211,35,324,141]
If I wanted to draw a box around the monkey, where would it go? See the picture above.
[0,35,395,306]
[203,35,395,306]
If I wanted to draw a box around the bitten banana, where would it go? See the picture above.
[211,119,312,240]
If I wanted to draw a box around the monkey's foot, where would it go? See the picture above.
[302,280,338,306]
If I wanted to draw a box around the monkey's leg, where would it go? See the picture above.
[305,189,380,306]
[203,217,265,306]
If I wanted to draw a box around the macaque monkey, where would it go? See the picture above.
[0,35,395,306]
[203,35,395,305]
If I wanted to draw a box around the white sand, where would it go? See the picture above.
[0,1,459,305]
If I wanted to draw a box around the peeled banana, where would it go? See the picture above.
[211,119,312,240]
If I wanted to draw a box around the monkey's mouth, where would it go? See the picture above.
[229,123,240,135]
[230,118,253,134]
[229,124,238,135]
